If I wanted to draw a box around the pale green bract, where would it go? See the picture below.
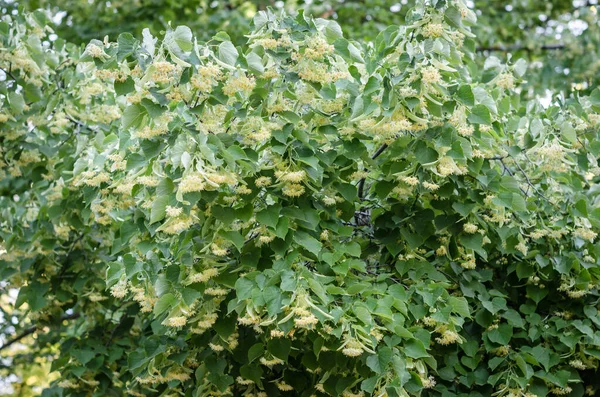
[1,1,600,397]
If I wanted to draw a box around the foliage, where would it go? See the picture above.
[1,1,600,397]
[5,0,600,97]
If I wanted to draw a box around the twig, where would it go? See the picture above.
[476,43,565,53]
[0,67,17,81]
[489,157,529,196]
[0,326,36,351]
[509,153,553,203]
[0,313,80,352]
[357,144,388,199]
[66,116,97,133]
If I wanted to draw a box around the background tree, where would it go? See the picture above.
[1,1,600,397]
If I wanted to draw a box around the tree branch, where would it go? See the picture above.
[0,66,17,81]
[488,157,530,197]
[476,43,565,53]
[357,144,388,199]
[66,116,97,133]
[0,326,36,352]
[0,313,80,352]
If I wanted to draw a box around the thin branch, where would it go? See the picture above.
[477,43,565,53]
[0,326,36,351]
[0,313,80,352]
[488,155,559,208]
[66,116,97,133]
[357,178,367,199]
[357,144,389,199]
[0,66,17,81]
[488,157,529,197]
[509,153,555,205]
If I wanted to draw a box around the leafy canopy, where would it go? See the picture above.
[1,1,600,397]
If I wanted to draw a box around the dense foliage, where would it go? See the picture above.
[5,0,600,97]
[1,1,600,396]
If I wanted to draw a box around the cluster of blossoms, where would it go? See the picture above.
[421,65,442,85]
[573,226,597,242]
[495,72,515,89]
[187,268,219,284]
[135,368,191,385]
[532,142,570,173]
[341,339,365,357]
[275,169,307,197]
[191,62,223,92]
[223,73,256,97]
[74,170,111,187]
[421,23,445,38]
[150,60,182,84]
[434,326,462,345]
[1,47,45,85]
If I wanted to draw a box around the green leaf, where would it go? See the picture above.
[173,26,193,51]
[248,343,264,364]
[353,305,372,325]
[235,278,254,300]
[267,338,291,360]
[444,6,463,28]
[126,153,146,171]
[404,339,429,359]
[336,183,357,202]
[414,141,438,165]
[560,121,576,143]
[256,205,280,229]
[122,104,146,129]
[366,347,392,374]
[156,178,175,196]
[114,77,135,96]
[221,230,244,251]
[8,92,25,114]
[457,85,474,106]
[218,41,238,66]
[117,32,136,61]
[487,324,513,345]
[449,296,471,317]
[153,293,176,315]
[27,282,49,311]
[150,195,169,224]
[182,287,201,306]
[141,28,156,56]
[460,233,487,259]
[240,365,263,385]
[293,231,322,256]
[72,349,96,365]
[246,52,264,74]
[344,242,361,257]
[473,86,497,113]
[590,88,600,106]
[516,262,534,279]
[503,309,525,328]
[164,25,193,58]
[468,105,491,124]
[24,83,42,102]
[513,59,527,77]
[323,20,343,41]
